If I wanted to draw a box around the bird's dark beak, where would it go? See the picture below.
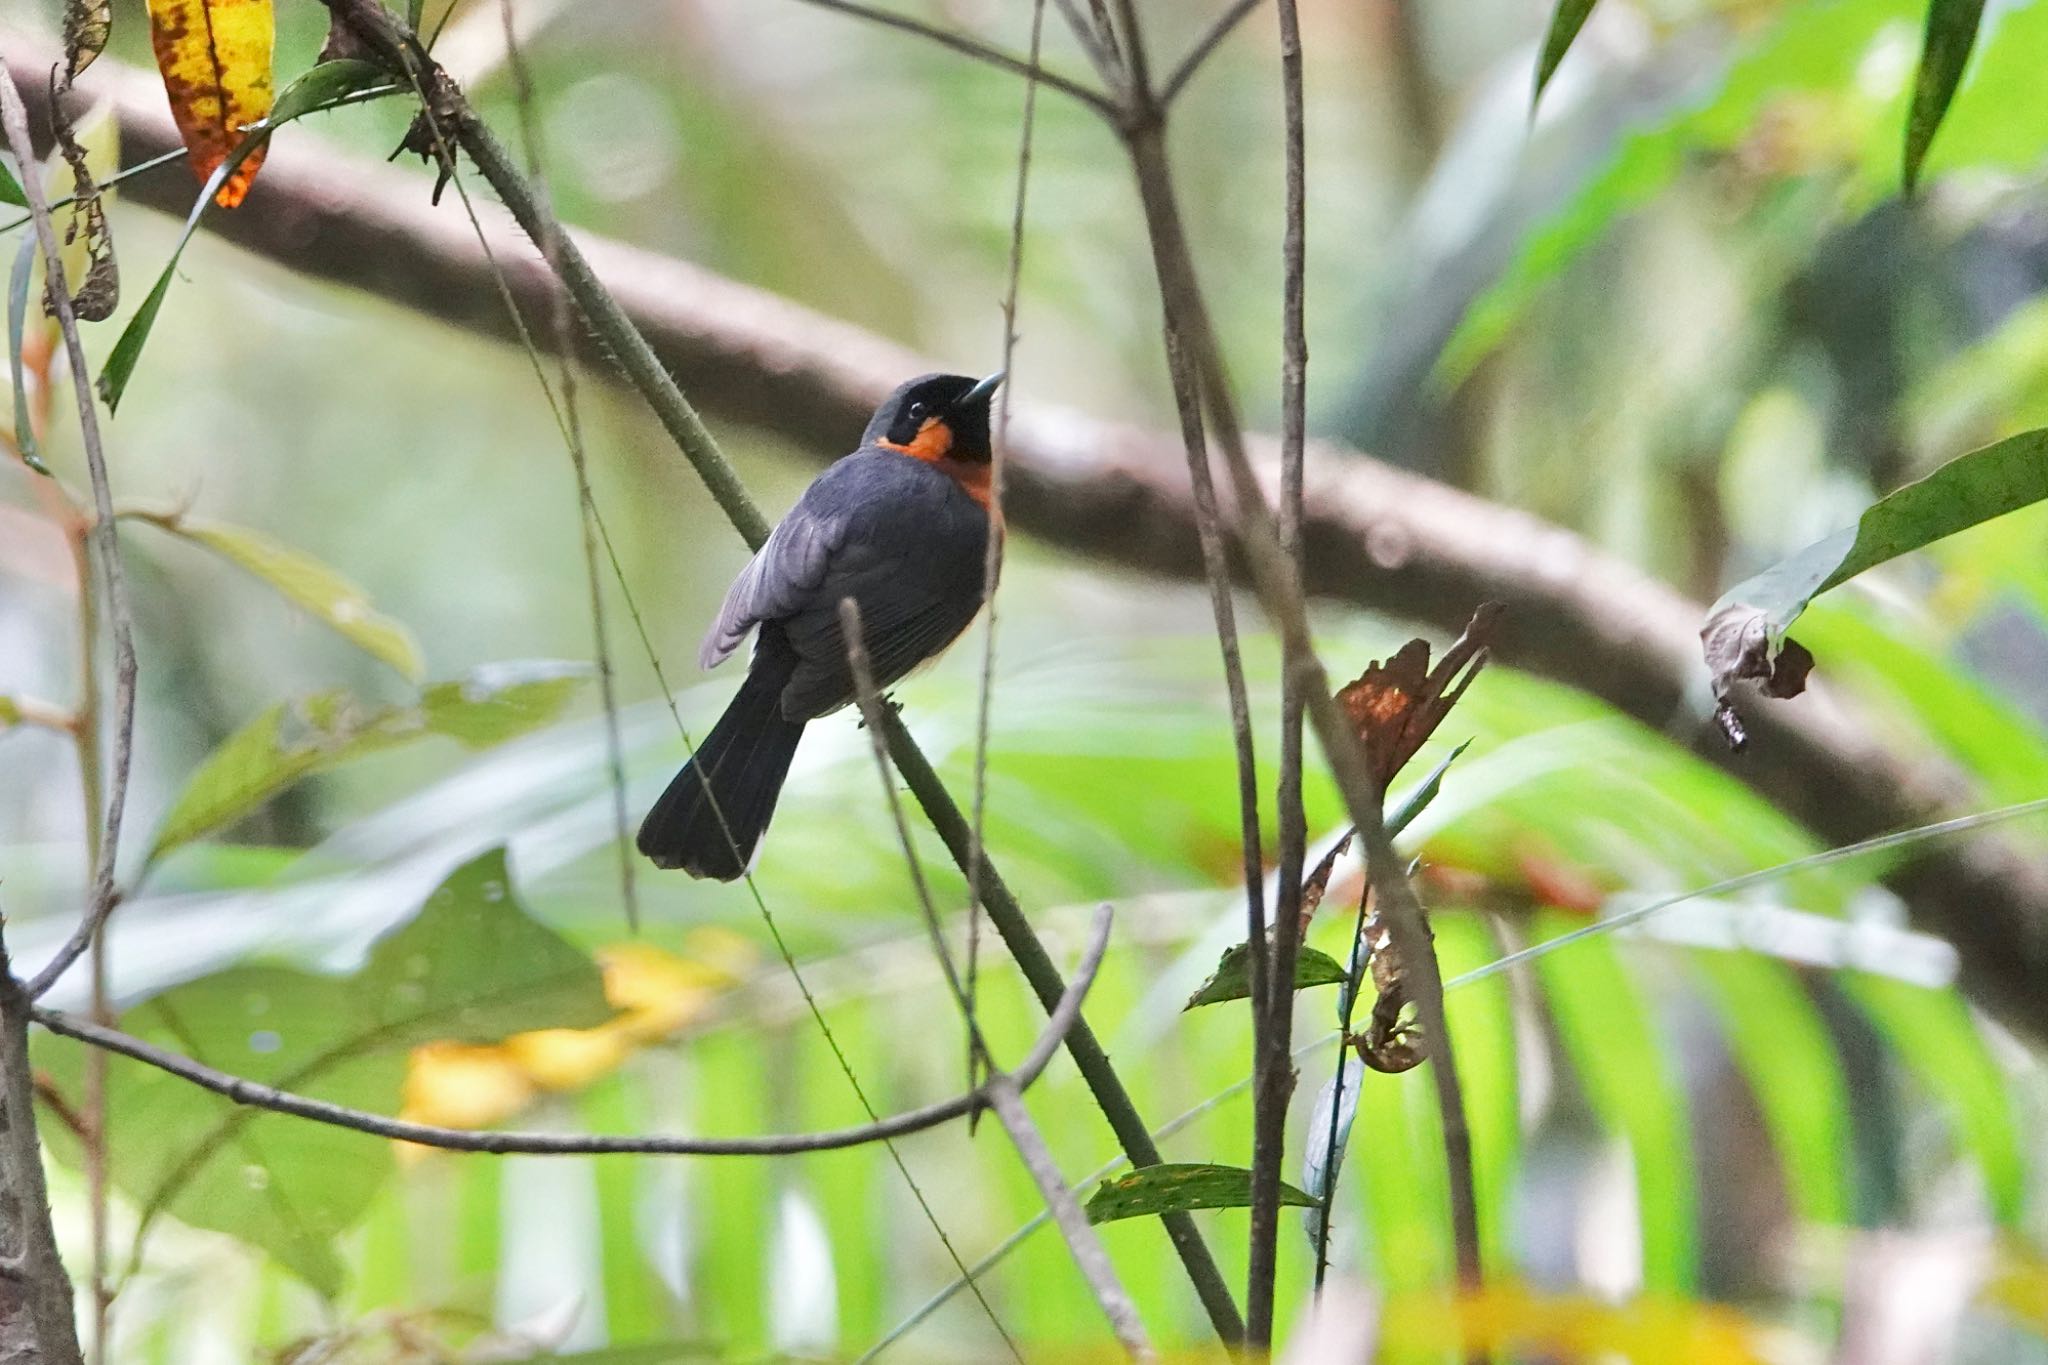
[960,370,1006,408]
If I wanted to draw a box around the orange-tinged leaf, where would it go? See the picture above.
[397,933,754,1134]
[145,0,274,208]
[504,1026,633,1092]
[400,1041,533,1132]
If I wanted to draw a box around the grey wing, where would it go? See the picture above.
[697,508,846,669]
[778,504,990,719]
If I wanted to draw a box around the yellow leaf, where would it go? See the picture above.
[397,933,756,1134]
[400,1041,532,1133]
[144,0,274,208]
[1984,1243,2048,1332]
[1380,1285,1768,1364]
[504,1026,633,1093]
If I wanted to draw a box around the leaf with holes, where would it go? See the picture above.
[1903,0,1987,189]
[148,662,585,861]
[1084,1164,1315,1225]
[34,848,613,1295]
[1703,427,2048,737]
[64,0,113,77]
[132,512,423,680]
[145,0,275,207]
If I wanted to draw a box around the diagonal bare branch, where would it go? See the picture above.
[18,50,2048,1041]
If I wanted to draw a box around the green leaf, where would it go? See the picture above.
[1845,972,2024,1227]
[268,59,391,125]
[1441,0,1916,384]
[1903,0,1987,189]
[1535,914,1698,1291]
[359,848,614,1045]
[97,64,393,411]
[148,661,585,860]
[96,135,265,412]
[134,513,423,679]
[1084,1163,1315,1225]
[36,848,612,1295]
[0,154,25,208]
[8,229,46,475]
[1533,0,1598,108]
[1706,428,2048,687]
[1388,737,1473,838]
[1184,943,1348,1010]
[1688,951,1852,1227]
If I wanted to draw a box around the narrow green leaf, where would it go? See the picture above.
[96,136,262,412]
[148,662,585,860]
[1533,0,1598,108]
[36,848,611,1294]
[1689,952,1851,1227]
[1084,1163,1315,1225]
[1903,0,1988,190]
[8,229,46,474]
[136,513,424,679]
[1388,737,1473,838]
[97,65,393,411]
[0,155,25,208]
[1706,428,2048,692]
[1535,914,1698,1291]
[268,59,391,126]
[1845,972,2024,1227]
[1184,943,1348,1011]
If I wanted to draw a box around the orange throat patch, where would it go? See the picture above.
[879,417,996,512]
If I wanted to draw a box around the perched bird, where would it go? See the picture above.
[638,371,1006,879]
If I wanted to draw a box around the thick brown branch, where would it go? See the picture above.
[19,52,2048,1037]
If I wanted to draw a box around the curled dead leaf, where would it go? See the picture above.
[63,0,113,80]
[49,97,118,323]
[1352,897,1428,1074]
[1699,602,1815,752]
[1337,603,1502,790]
[1298,828,1357,931]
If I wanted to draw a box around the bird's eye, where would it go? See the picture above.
[907,401,928,422]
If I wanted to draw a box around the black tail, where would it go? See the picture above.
[637,638,806,880]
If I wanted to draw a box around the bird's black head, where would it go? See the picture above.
[863,371,1005,465]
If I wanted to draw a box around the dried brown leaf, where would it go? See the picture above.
[1336,603,1502,789]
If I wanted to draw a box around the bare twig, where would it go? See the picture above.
[0,64,133,1363]
[495,0,638,931]
[984,1071,1156,1361]
[34,51,2044,1039]
[1315,877,1371,1289]
[2,68,140,1014]
[308,2,1244,1340]
[789,0,1116,118]
[839,598,990,1067]
[0,928,84,1364]
[31,905,1113,1159]
[968,0,1047,1114]
[1248,0,1310,1339]
[1162,0,1266,104]
[842,595,1147,1356]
